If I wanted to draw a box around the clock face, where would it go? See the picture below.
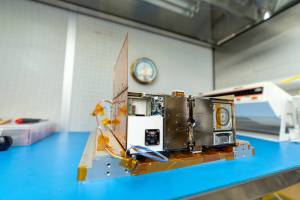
[131,58,157,84]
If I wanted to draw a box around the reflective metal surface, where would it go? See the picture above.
[192,97,236,146]
[193,98,214,146]
[188,167,300,200]
[164,96,189,150]
[34,0,299,46]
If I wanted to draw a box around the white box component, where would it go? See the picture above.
[127,116,163,152]
[0,121,56,146]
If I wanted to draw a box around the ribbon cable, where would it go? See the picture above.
[129,145,168,162]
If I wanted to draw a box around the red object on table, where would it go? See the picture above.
[15,118,42,124]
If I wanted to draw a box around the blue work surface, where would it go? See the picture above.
[1,132,300,200]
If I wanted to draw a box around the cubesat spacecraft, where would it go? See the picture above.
[124,91,235,153]
[77,36,253,181]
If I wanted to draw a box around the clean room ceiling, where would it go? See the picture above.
[35,0,299,46]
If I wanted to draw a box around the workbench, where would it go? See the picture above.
[1,132,300,200]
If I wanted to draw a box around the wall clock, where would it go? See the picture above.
[131,57,158,84]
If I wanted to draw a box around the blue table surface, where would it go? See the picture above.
[1,132,300,200]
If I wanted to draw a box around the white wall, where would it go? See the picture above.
[215,4,300,89]
[0,0,212,132]
[0,0,68,125]
[68,15,125,131]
